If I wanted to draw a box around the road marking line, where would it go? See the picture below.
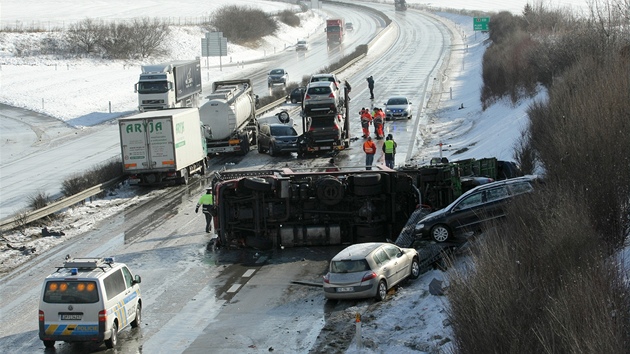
[227,284,242,293]
[243,269,255,278]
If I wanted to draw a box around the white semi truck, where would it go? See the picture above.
[135,59,202,112]
[199,79,258,155]
[119,108,207,185]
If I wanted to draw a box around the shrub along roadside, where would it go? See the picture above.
[447,186,630,353]
[450,2,630,352]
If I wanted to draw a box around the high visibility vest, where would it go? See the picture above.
[363,141,375,154]
[384,140,395,154]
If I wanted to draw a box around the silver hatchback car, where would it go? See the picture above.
[302,81,342,116]
[323,242,420,301]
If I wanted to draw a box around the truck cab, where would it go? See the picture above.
[135,60,202,112]
[325,19,344,44]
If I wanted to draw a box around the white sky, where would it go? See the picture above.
[0,1,625,353]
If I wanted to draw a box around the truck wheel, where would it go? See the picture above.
[269,144,276,157]
[180,169,189,185]
[43,340,55,349]
[258,143,264,153]
[238,135,250,156]
[316,177,344,205]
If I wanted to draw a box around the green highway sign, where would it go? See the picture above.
[474,17,490,31]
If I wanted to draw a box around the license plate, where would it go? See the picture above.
[337,287,354,292]
[320,146,331,150]
[61,314,83,320]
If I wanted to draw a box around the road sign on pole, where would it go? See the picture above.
[201,32,228,71]
[473,17,490,31]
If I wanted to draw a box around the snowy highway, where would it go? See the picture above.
[0,3,457,353]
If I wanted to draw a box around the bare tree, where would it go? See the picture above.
[129,18,170,58]
[66,18,103,55]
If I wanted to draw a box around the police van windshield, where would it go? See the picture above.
[43,281,100,303]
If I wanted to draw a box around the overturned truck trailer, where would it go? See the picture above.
[212,167,420,249]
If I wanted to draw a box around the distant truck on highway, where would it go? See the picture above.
[199,79,258,155]
[394,0,408,11]
[135,59,202,112]
[119,108,207,185]
[325,19,345,44]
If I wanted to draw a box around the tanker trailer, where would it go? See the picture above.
[199,79,257,155]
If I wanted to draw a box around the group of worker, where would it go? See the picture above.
[362,133,397,170]
[359,107,386,139]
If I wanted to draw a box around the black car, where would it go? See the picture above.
[303,114,345,151]
[287,86,306,104]
[414,176,537,242]
[257,123,300,156]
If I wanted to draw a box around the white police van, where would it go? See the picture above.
[38,257,142,349]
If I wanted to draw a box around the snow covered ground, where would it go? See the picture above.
[0,1,620,353]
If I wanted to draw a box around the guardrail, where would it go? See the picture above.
[0,177,123,233]
[1,3,392,233]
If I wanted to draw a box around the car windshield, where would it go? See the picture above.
[298,41,306,45]
[270,69,284,75]
[387,98,408,105]
[331,259,370,273]
[270,126,297,136]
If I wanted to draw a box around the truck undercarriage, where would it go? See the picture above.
[212,168,419,249]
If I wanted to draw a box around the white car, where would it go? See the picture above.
[323,242,420,301]
[384,96,413,120]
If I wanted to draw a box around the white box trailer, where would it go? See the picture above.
[119,108,207,185]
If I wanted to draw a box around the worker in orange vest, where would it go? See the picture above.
[360,108,372,138]
[363,136,377,170]
[373,108,385,139]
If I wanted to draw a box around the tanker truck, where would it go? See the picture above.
[199,79,257,155]
[135,59,202,112]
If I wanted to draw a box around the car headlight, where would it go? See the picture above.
[385,108,392,113]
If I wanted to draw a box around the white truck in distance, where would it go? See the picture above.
[119,108,207,185]
[135,59,202,112]
[200,79,257,155]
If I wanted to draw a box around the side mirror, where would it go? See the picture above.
[133,274,142,284]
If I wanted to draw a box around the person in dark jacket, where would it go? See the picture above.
[195,188,215,233]
[366,76,375,99]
